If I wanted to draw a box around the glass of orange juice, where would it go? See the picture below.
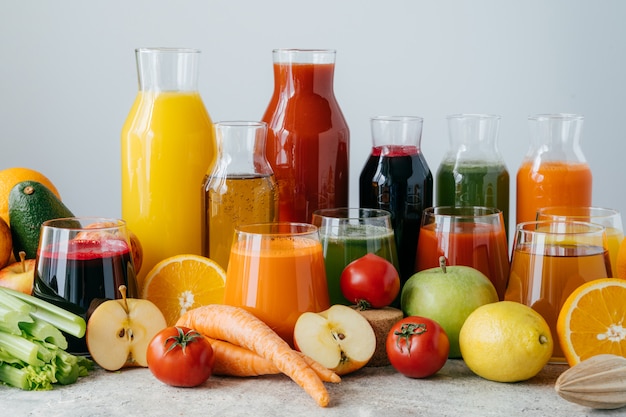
[223,222,330,347]
[536,206,623,276]
[505,220,611,363]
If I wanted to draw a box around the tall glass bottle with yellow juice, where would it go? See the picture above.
[121,48,216,288]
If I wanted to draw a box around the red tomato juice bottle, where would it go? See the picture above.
[262,49,350,223]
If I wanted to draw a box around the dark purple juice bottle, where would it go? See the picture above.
[359,116,433,289]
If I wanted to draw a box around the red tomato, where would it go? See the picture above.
[340,253,400,308]
[147,326,214,387]
[386,316,449,378]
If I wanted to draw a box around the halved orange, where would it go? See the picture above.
[556,278,626,366]
[141,254,226,326]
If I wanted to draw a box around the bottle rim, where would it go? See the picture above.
[135,47,201,54]
[272,49,336,64]
[446,113,501,121]
[528,113,584,121]
[370,116,424,123]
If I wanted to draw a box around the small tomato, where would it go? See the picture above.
[147,326,214,387]
[386,316,449,378]
[340,253,400,309]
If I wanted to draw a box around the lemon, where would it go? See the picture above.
[459,301,553,382]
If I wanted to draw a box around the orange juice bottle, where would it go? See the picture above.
[516,114,592,225]
[121,48,216,288]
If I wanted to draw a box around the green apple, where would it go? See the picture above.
[401,256,498,358]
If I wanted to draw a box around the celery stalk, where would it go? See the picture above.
[0,287,86,338]
[0,363,30,390]
[0,331,44,367]
[0,288,32,314]
[0,303,33,335]
[19,317,68,350]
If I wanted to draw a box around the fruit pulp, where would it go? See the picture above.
[436,161,509,237]
[416,221,510,300]
[319,224,399,305]
[262,62,349,223]
[224,236,330,347]
[505,243,611,362]
[121,91,215,287]
[516,160,592,225]
[203,174,278,271]
[34,239,136,353]
[359,145,432,284]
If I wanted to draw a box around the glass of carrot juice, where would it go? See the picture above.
[223,222,330,347]
[536,206,623,277]
[504,220,611,363]
[415,206,510,300]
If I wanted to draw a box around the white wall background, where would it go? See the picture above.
[2,0,625,235]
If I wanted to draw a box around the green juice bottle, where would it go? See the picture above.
[435,114,510,237]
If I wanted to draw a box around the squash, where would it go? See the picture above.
[555,354,626,409]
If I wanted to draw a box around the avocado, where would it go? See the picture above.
[8,180,76,259]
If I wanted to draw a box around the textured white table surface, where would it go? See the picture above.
[0,359,620,417]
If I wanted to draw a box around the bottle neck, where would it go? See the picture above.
[370,116,423,155]
[526,114,585,162]
[212,122,272,176]
[272,49,337,95]
[445,114,503,162]
[136,48,200,92]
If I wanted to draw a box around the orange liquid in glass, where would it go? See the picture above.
[416,221,510,300]
[224,236,330,346]
[505,243,611,362]
[516,160,592,225]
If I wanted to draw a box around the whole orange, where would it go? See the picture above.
[0,167,61,225]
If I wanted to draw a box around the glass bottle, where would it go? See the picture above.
[121,48,216,287]
[359,116,433,285]
[202,121,279,271]
[436,114,510,237]
[262,49,350,223]
[516,113,592,225]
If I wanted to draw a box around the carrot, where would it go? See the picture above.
[299,352,341,384]
[206,336,341,383]
[177,304,333,407]
[206,337,279,377]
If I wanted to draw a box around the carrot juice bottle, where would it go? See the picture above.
[516,114,592,225]
[121,48,216,288]
[262,49,349,223]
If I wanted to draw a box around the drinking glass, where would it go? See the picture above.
[415,206,510,300]
[536,206,623,276]
[312,208,400,306]
[33,217,138,354]
[505,220,611,363]
[223,222,330,347]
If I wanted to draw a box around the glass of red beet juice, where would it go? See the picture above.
[33,217,139,354]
